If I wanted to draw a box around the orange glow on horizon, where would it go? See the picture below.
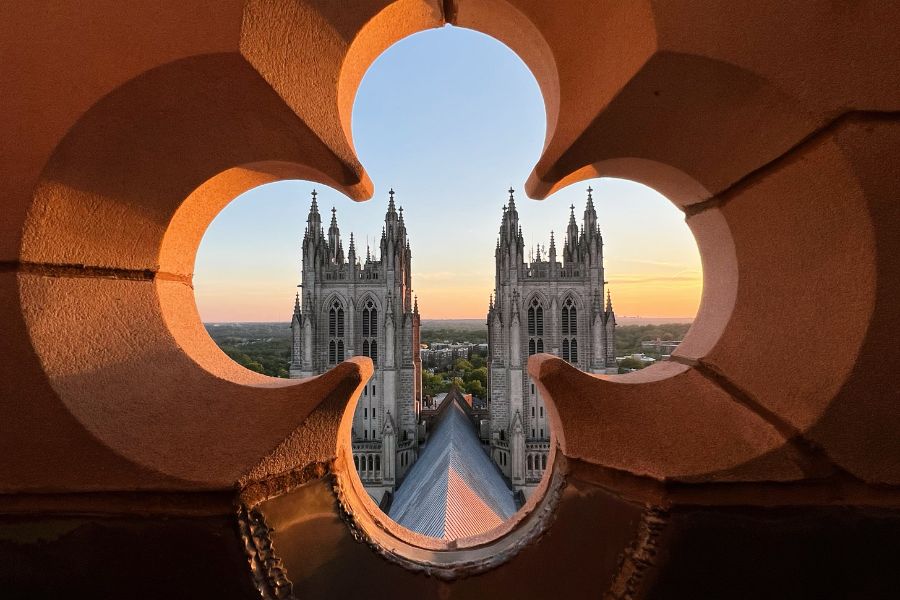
[194,275,702,322]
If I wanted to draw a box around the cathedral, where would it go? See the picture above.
[487,188,617,497]
[289,190,421,503]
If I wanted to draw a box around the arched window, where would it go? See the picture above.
[541,454,547,469]
[528,298,545,356]
[361,298,378,364]
[375,455,380,471]
[527,455,533,470]
[561,296,578,364]
[367,455,373,470]
[328,299,345,365]
[354,455,359,470]
[536,305,544,336]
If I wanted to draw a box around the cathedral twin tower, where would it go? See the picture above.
[290,188,615,502]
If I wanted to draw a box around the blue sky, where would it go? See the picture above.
[194,26,701,321]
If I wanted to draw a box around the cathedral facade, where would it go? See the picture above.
[289,190,421,502]
[487,188,616,497]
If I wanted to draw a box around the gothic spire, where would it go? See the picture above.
[326,206,345,265]
[500,187,520,246]
[306,189,322,230]
[292,291,301,324]
[386,188,397,223]
[606,289,614,313]
[564,203,580,265]
[583,186,598,237]
[413,295,419,315]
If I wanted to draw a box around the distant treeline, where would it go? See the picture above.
[203,321,693,378]
[615,323,692,356]
[205,323,291,378]
[420,328,487,345]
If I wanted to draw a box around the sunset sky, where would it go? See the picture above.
[194,27,701,322]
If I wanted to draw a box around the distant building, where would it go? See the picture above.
[487,188,617,497]
[421,342,478,369]
[640,338,683,357]
[289,190,421,503]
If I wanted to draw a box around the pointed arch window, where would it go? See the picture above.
[561,296,578,364]
[361,298,378,365]
[528,298,544,356]
[328,299,345,365]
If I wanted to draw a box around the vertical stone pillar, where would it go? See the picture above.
[511,411,525,486]
[382,412,396,485]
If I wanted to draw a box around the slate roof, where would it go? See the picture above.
[388,395,516,540]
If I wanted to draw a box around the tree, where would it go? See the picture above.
[466,379,486,398]
[422,371,447,397]
[454,358,473,372]
[466,366,488,387]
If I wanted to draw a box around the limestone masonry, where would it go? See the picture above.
[488,187,616,496]
[290,189,421,503]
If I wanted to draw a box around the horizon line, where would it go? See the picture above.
[202,316,697,324]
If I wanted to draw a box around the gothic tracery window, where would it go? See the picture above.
[561,296,578,363]
[527,297,544,356]
[328,299,345,364]
[361,298,378,364]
